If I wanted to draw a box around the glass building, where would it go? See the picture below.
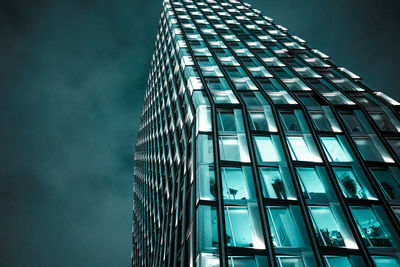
[132,0,400,266]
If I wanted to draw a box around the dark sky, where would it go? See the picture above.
[1,0,399,266]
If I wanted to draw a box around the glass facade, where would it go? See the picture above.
[133,0,400,266]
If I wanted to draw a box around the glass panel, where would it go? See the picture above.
[197,205,219,251]
[309,206,346,247]
[228,256,264,267]
[260,167,295,200]
[280,111,301,132]
[219,135,249,162]
[333,167,374,200]
[373,256,400,267]
[217,109,245,133]
[267,206,304,247]
[350,206,393,247]
[197,165,216,201]
[254,136,280,162]
[387,137,400,158]
[370,112,398,132]
[276,256,305,267]
[224,207,255,248]
[353,137,386,162]
[324,256,353,267]
[320,137,353,162]
[249,111,268,131]
[198,253,220,267]
[340,113,367,133]
[297,167,328,201]
[287,136,321,162]
[221,167,254,201]
[370,168,400,200]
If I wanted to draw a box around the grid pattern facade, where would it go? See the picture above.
[132,0,400,266]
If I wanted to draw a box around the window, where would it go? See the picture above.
[219,136,249,162]
[387,137,400,158]
[197,205,219,250]
[320,136,353,162]
[205,77,239,104]
[297,167,328,201]
[225,66,257,90]
[333,167,374,200]
[287,136,321,162]
[217,110,244,133]
[259,167,295,200]
[340,112,367,133]
[197,165,216,201]
[350,206,393,247]
[370,167,400,200]
[370,112,398,132]
[224,207,257,248]
[372,256,400,267]
[240,92,268,107]
[276,256,305,267]
[257,78,284,92]
[248,111,268,131]
[353,137,384,162]
[309,206,346,247]
[221,167,254,200]
[253,136,280,162]
[267,206,305,247]
[197,57,223,77]
[279,111,301,132]
[324,256,356,267]
[228,256,268,267]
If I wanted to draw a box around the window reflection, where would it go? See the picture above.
[333,167,374,200]
[320,136,353,162]
[260,167,295,200]
[370,167,400,200]
[221,167,254,201]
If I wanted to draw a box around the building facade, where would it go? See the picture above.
[133,0,400,266]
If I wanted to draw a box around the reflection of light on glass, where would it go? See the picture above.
[252,236,266,249]
[383,155,395,163]
[345,240,358,249]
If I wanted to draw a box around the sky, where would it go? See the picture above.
[0,0,399,266]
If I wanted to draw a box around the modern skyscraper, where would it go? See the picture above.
[133,0,400,266]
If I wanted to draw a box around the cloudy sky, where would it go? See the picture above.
[1,0,399,266]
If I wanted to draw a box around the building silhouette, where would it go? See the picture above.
[133,0,400,266]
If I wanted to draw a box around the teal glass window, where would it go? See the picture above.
[353,136,385,162]
[279,111,301,132]
[324,256,352,267]
[221,167,255,200]
[350,206,395,247]
[224,66,257,90]
[286,136,321,162]
[197,165,216,201]
[333,167,375,200]
[276,256,305,267]
[309,206,347,248]
[228,256,268,267]
[370,167,400,200]
[224,207,256,248]
[248,111,268,131]
[320,136,353,162]
[197,57,223,77]
[266,206,305,247]
[253,136,280,162]
[387,137,400,158]
[370,111,398,132]
[372,256,400,267]
[309,109,341,132]
[218,135,250,162]
[297,167,331,202]
[205,77,239,104]
[217,109,245,133]
[197,205,219,251]
[259,167,296,200]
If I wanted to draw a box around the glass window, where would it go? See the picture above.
[198,253,220,267]
[309,206,346,247]
[276,256,305,267]
[333,167,374,200]
[340,112,367,133]
[260,167,295,200]
[197,57,223,77]
[217,109,245,133]
[372,256,400,267]
[205,77,239,104]
[219,136,249,162]
[320,136,353,162]
[297,167,329,201]
[387,137,400,158]
[324,256,353,267]
[370,167,400,200]
[257,78,284,92]
[253,136,280,162]
[287,136,321,162]
[228,256,268,267]
[309,109,341,132]
[267,206,305,247]
[197,134,214,164]
[197,165,216,201]
[224,207,256,248]
[350,206,394,247]
[197,205,219,251]
[353,137,384,162]
[240,91,268,107]
[224,66,257,90]
[279,111,301,132]
[221,167,254,201]
[249,111,268,131]
[370,112,398,132]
